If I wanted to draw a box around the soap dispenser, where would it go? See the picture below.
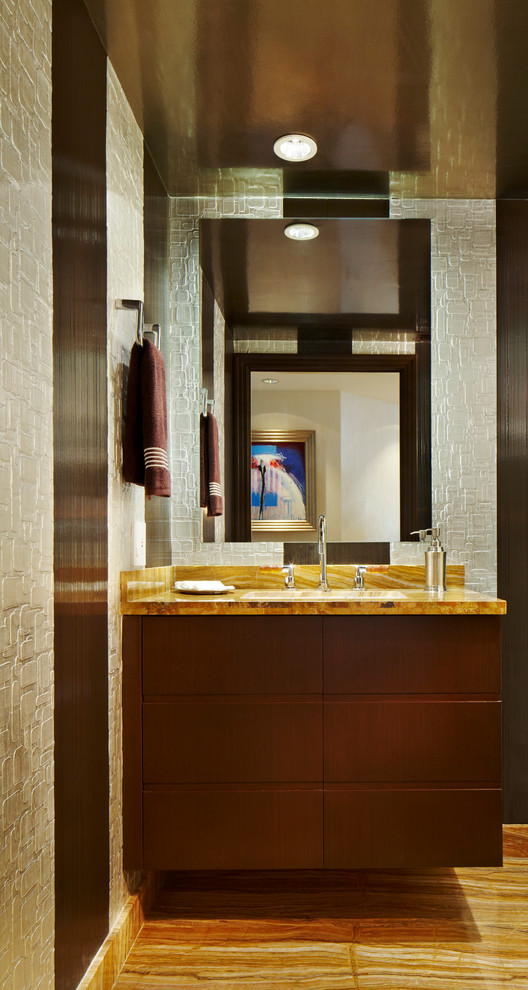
[412,527,447,592]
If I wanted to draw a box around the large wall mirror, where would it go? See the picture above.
[230,352,430,544]
[200,214,432,553]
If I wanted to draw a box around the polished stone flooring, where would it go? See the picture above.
[114,826,528,988]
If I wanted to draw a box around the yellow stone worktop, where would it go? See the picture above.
[121,564,506,616]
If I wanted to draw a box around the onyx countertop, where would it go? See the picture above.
[121,564,506,616]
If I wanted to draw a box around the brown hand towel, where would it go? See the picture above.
[123,342,145,484]
[141,339,171,497]
[206,411,223,517]
[200,413,207,508]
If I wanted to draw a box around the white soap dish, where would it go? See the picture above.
[174,580,235,595]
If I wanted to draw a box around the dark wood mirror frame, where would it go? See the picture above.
[228,350,431,544]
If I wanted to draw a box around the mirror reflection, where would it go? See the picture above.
[251,371,400,542]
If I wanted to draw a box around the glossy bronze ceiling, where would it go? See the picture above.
[82,0,528,198]
[200,218,430,330]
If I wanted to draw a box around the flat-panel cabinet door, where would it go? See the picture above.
[144,700,323,783]
[143,615,323,695]
[324,788,503,868]
[324,700,501,782]
[143,789,324,869]
[323,616,501,695]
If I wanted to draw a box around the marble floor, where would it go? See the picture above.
[114,827,528,989]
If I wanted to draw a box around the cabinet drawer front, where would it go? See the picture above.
[324,788,503,867]
[143,616,322,695]
[323,616,501,694]
[325,701,501,782]
[143,789,323,869]
[144,701,323,783]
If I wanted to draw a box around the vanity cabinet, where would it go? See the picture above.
[123,613,502,870]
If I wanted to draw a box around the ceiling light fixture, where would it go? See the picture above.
[284,222,320,241]
[273,133,317,162]
[262,378,279,384]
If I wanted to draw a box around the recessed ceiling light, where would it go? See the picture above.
[273,133,317,162]
[262,378,279,384]
[284,222,320,241]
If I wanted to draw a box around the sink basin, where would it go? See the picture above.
[240,588,406,601]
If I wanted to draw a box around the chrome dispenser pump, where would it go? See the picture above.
[411,526,447,593]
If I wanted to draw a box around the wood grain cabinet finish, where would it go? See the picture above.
[143,615,322,695]
[324,700,501,782]
[143,788,323,869]
[143,700,322,783]
[122,613,502,870]
[324,788,503,868]
[323,615,501,694]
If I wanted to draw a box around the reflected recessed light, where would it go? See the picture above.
[284,222,319,241]
[273,133,317,162]
[262,378,279,384]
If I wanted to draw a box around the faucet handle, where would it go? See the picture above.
[282,564,295,589]
[355,565,367,589]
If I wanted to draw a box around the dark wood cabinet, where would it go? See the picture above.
[324,700,501,782]
[123,613,502,870]
[143,788,323,869]
[143,699,322,783]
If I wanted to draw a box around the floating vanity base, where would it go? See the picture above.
[123,610,503,871]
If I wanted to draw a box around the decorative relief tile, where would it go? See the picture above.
[0,0,54,986]
[390,198,496,593]
[168,176,283,565]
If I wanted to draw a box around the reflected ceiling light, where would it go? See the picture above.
[262,378,279,384]
[273,133,317,162]
[284,222,320,241]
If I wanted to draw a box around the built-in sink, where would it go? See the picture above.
[240,588,406,601]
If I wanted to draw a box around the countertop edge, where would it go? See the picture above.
[121,598,507,616]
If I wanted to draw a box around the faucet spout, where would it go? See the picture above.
[318,514,330,591]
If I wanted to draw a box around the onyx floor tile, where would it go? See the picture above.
[113,829,528,990]
[117,941,357,988]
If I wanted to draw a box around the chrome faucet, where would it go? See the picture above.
[355,565,366,589]
[282,563,295,589]
[318,514,330,591]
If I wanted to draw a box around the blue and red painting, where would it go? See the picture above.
[251,440,307,522]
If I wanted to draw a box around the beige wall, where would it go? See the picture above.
[340,391,400,542]
[0,1,54,986]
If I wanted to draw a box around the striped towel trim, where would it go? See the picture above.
[144,446,169,469]
[209,482,222,495]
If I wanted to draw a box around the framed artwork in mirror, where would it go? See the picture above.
[251,430,316,533]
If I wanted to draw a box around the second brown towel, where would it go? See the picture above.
[201,411,223,517]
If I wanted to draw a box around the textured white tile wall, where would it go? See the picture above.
[233,330,298,354]
[0,1,54,987]
[106,62,144,923]
[390,198,497,592]
[168,175,283,565]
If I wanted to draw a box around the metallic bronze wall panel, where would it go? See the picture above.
[496,1,528,197]
[497,201,528,822]
[53,0,109,986]
[284,543,391,566]
[144,147,171,565]
[283,197,390,219]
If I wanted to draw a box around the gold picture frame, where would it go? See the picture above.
[250,430,316,533]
